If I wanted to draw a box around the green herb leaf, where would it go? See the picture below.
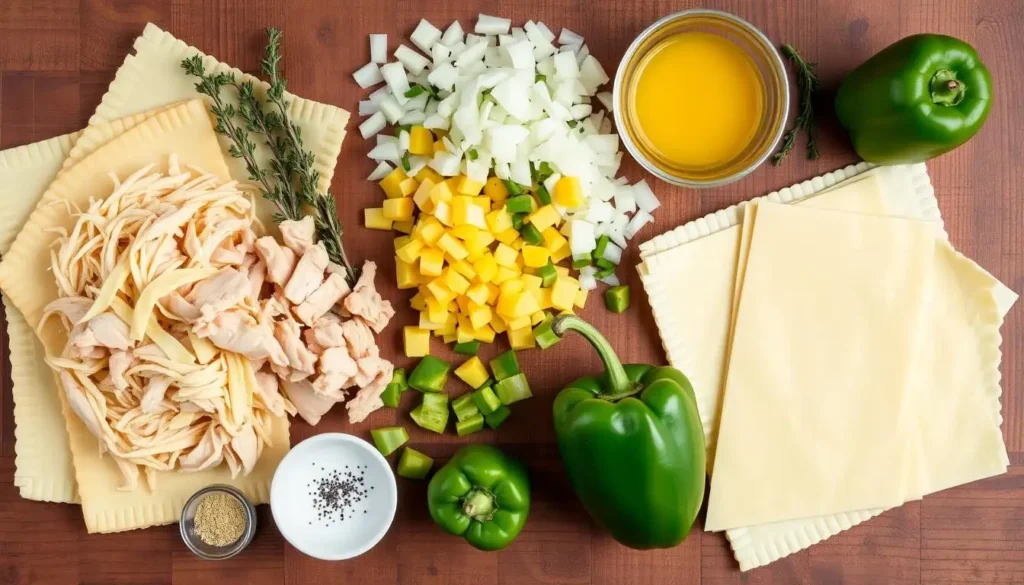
[401,153,411,172]
[467,148,479,161]
[405,85,426,98]
[773,44,819,165]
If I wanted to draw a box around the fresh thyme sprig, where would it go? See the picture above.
[772,44,820,165]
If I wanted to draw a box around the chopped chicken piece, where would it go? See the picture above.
[279,216,316,254]
[313,346,360,396]
[342,317,379,359]
[247,260,267,301]
[40,295,91,327]
[75,313,132,351]
[108,350,134,391]
[293,272,351,326]
[164,292,201,321]
[273,317,318,380]
[59,370,107,441]
[140,375,174,414]
[283,243,329,305]
[194,310,288,367]
[257,293,289,325]
[353,354,388,388]
[187,267,249,314]
[282,378,337,426]
[231,423,259,475]
[254,236,298,285]
[254,371,288,417]
[312,313,346,348]
[343,261,395,333]
[211,242,247,265]
[346,360,394,424]
[303,329,324,356]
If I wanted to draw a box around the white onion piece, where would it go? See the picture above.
[553,51,580,80]
[569,220,596,255]
[511,27,526,42]
[426,62,458,92]
[447,41,467,58]
[359,112,387,139]
[598,274,620,287]
[624,210,653,239]
[367,161,393,181]
[535,21,556,43]
[601,241,622,264]
[431,43,452,66]
[441,21,464,47]
[398,109,427,125]
[398,130,411,152]
[380,62,411,104]
[614,187,636,215]
[411,19,443,54]
[503,40,535,69]
[476,14,512,35]
[559,28,583,46]
[596,91,613,111]
[579,272,598,291]
[367,140,399,161]
[575,43,590,67]
[498,34,515,46]
[465,33,484,46]
[632,180,660,213]
[378,96,405,124]
[395,45,430,75]
[456,39,488,68]
[609,231,627,250]
[358,100,379,116]
[368,86,391,104]
[353,62,384,88]
[579,55,609,94]
[423,113,449,130]
[407,155,430,176]
[376,134,397,146]
[430,151,463,176]
[370,34,388,63]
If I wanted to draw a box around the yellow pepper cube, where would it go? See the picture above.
[443,268,471,295]
[404,326,430,357]
[393,220,414,234]
[413,178,437,212]
[417,217,445,245]
[433,200,454,226]
[496,291,518,319]
[554,265,570,278]
[419,248,445,277]
[436,233,469,261]
[472,196,491,215]
[433,140,446,154]
[419,311,445,331]
[509,238,524,251]
[468,229,495,250]
[468,304,492,331]
[456,315,476,344]
[364,208,393,230]
[493,265,519,285]
[442,332,457,343]
[554,176,585,208]
[486,283,501,304]
[513,291,541,318]
[396,258,419,289]
[410,292,427,311]
[551,277,580,311]
[426,278,456,305]
[550,243,572,263]
[499,279,525,297]
[542,226,568,251]
[531,310,548,326]
[466,283,490,305]
[394,235,412,250]
[508,315,532,331]
[409,126,434,155]
[383,197,415,221]
[486,208,513,233]
[526,204,561,232]
[449,225,479,241]
[462,205,487,229]
[455,294,472,315]
[416,166,443,185]
[493,243,518,268]
[521,245,551,268]
[399,177,420,197]
[521,273,543,291]
[446,177,462,192]
[473,324,496,343]
[438,313,458,336]
[430,180,455,204]
[574,288,588,309]
[451,259,476,281]
[494,227,519,245]
[490,313,508,334]
[472,254,499,284]
[484,176,509,203]
[536,286,553,308]
[425,297,449,324]
[457,176,485,196]
[454,356,490,389]
[509,326,536,350]
[379,167,409,199]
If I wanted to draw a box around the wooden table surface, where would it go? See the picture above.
[1,0,1022,583]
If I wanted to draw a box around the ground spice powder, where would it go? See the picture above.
[193,493,246,547]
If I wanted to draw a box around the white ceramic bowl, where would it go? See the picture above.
[270,433,397,560]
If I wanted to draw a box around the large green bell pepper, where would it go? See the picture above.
[550,315,705,549]
[835,34,992,164]
[426,444,530,551]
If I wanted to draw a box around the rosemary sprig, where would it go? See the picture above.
[772,44,819,165]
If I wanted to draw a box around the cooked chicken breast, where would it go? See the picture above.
[283,243,329,305]
[254,236,298,285]
[293,272,351,326]
[343,261,395,333]
[279,216,316,254]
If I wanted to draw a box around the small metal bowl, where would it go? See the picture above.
[180,484,257,560]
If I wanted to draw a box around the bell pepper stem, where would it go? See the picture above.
[552,315,636,400]
[462,487,497,522]
[930,69,966,106]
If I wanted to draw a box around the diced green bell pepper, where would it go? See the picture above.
[453,340,481,356]
[409,356,450,393]
[593,235,610,259]
[380,367,408,408]
[604,285,630,314]
[411,393,449,434]
[370,426,409,456]
[505,195,533,214]
[520,222,543,245]
[495,373,532,405]
[536,262,558,287]
[489,350,520,381]
[595,258,615,271]
[397,447,434,479]
[456,412,485,436]
[502,179,524,196]
[472,386,502,415]
[452,393,480,421]
[571,257,592,269]
[533,320,560,349]
[535,184,552,205]
[485,405,511,429]
[511,213,525,230]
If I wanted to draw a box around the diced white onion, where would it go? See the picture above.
[579,273,598,291]
[353,62,384,88]
[378,96,405,124]
[407,155,430,176]
[511,27,526,42]
[395,45,430,75]
[579,55,609,94]
[398,109,427,125]
[596,91,613,111]
[601,241,622,264]
[359,111,387,139]
[534,21,556,43]
[441,21,465,47]
[624,209,653,239]
[569,220,596,255]
[598,274,620,287]
[368,86,391,104]
[367,140,399,161]
[376,134,397,146]
[476,14,512,35]
[370,34,388,63]
[380,62,411,104]
[558,28,584,46]
[366,161,393,181]
[398,130,411,152]
[431,43,452,66]
[553,51,580,80]
[358,100,379,117]
[456,39,488,68]
[430,151,463,176]
[427,62,459,92]
[575,43,590,67]
[632,180,661,213]
[411,19,443,54]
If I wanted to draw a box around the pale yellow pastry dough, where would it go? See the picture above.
[0,100,289,533]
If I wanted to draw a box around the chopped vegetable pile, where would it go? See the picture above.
[354,15,661,353]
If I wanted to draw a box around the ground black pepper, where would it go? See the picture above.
[307,462,373,527]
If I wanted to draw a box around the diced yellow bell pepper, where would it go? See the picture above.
[526,204,561,232]
[472,196,491,215]
[496,291,517,319]
[416,166,443,185]
[433,140,446,154]
[446,177,462,191]
[473,324,496,343]
[409,126,434,155]
[364,208,393,230]
[468,229,495,250]
[456,314,475,344]
[468,303,492,330]
[466,283,490,305]
[417,217,445,245]
[396,257,419,289]
[399,177,419,197]
[574,288,589,309]
[508,315,532,332]
[410,292,427,311]
[536,286,553,308]
[404,326,430,357]
[462,205,487,229]
[472,254,498,284]
[454,356,490,389]
[493,243,518,268]
[486,283,501,304]
[457,176,485,196]
[521,245,551,268]
[530,310,548,326]
[379,167,409,199]
[542,226,568,251]
[393,220,414,234]
[451,259,476,281]
[426,278,456,305]
[449,224,478,241]
[513,291,541,318]
[433,200,453,226]
[521,273,542,291]
[443,268,471,295]
[554,176,584,208]
[394,235,412,250]
[509,326,536,350]
[441,332,457,343]
[509,238,524,251]
[490,312,508,334]
[419,248,445,277]
[455,294,472,315]
[551,276,580,311]
[554,265,570,278]
[550,243,572,263]
[419,311,445,331]
[425,297,449,325]
[383,197,415,221]
[413,178,437,212]
[494,227,519,245]
[499,279,525,297]
[436,233,469,261]
[484,176,509,203]
[493,265,518,284]
[438,313,458,336]
[430,180,455,204]
[486,208,513,233]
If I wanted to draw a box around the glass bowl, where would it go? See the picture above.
[614,9,789,188]
[180,484,257,560]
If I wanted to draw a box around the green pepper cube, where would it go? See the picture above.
[391,367,408,391]
[451,393,480,422]
[410,393,449,434]
[535,184,552,205]
[397,447,434,479]
[594,258,615,271]
[494,373,532,405]
[511,212,525,230]
[502,179,524,196]
[520,222,544,245]
[456,412,485,436]
[472,386,502,415]
[505,195,533,214]
[489,350,520,381]
[381,382,403,408]
[453,340,481,356]
[571,257,592,269]
[484,405,511,429]
[533,320,560,350]
[409,355,450,393]
[536,262,558,287]
[370,426,409,456]
[593,235,610,259]
[595,265,616,279]
[604,285,630,314]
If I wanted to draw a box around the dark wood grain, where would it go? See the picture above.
[1,1,1022,583]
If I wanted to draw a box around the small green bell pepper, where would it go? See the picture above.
[835,34,992,164]
[398,447,434,479]
[604,285,630,313]
[451,393,480,421]
[453,340,481,356]
[472,386,502,415]
[485,405,511,429]
[409,356,450,393]
[411,393,449,434]
[550,315,706,550]
[494,373,532,405]
[370,426,408,456]
[427,444,530,551]
[488,350,520,381]
[455,413,485,436]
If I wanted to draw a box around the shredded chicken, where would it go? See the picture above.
[343,261,394,333]
[294,272,351,326]
[283,243,329,305]
[346,361,394,424]
[273,317,318,380]
[194,310,288,367]
[282,378,336,426]
[279,216,316,254]
[254,236,297,286]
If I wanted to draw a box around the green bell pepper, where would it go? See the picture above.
[835,34,992,164]
[427,444,530,551]
[397,447,434,479]
[409,356,450,393]
[550,315,706,550]
[484,405,511,429]
[370,426,408,456]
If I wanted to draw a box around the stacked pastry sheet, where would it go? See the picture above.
[0,23,350,533]
[637,164,1017,570]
